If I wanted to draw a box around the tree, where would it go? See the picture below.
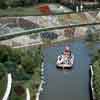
[97,0,100,3]
[0,0,7,9]
[24,0,33,6]
[0,45,12,62]
[4,61,16,73]
[0,63,5,78]
[92,49,100,63]
[10,49,22,64]
[21,55,34,73]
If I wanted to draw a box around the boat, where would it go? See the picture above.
[56,54,74,69]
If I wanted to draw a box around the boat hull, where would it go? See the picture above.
[56,63,72,69]
[56,54,74,69]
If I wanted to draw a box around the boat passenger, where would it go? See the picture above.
[57,46,74,65]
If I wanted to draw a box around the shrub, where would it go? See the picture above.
[21,55,34,73]
[0,0,7,9]
[0,63,5,78]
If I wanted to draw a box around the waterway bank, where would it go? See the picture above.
[92,47,100,100]
[84,41,100,100]
[12,37,84,49]
[89,65,96,100]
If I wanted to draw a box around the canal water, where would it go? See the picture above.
[40,40,91,100]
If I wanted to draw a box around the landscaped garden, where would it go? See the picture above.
[0,45,43,100]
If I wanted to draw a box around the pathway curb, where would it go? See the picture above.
[2,73,12,100]
[36,62,45,100]
[89,65,96,100]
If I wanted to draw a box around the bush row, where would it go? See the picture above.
[0,0,33,9]
[92,49,100,100]
[0,45,43,80]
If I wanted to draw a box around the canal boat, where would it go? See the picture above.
[56,54,74,69]
[56,46,74,69]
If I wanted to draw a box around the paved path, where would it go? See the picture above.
[2,73,12,100]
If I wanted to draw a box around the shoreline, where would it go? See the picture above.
[12,37,85,49]
[36,62,45,100]
[89,65,96,100]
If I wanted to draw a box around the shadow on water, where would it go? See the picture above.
[40,40,91,100]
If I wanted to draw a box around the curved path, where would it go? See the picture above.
[40,40,91,100]
[2,73,12,100]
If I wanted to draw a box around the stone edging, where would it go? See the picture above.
[26,88,30,100]
[36,62,45,100]
[2,73,31,100]
[89,65,96,100]
[2,73,12,100]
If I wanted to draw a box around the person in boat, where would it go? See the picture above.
[57,46,74,67]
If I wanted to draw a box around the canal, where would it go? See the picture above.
[40,40,91,100]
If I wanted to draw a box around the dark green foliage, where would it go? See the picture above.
[0,45,42,99]
[0,45,42,80]
[92,49,100,63]
[0,77,7,99]
[4,61,16,73]
[93,60,100,100]
[86,33,100,42]
[97,0,100,3]
[13,70,31,80]
[0,0,33,9]
[21,55,34,73]
[0,45,12,62]
[10,49,22,64]
[0,63,5,78]
[86,33,94,42]
[92,49,100,100]
[0,0,7,9]
[33,47,42,68]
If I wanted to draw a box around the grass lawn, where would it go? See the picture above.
[0,6,42,16]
